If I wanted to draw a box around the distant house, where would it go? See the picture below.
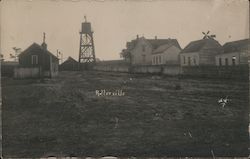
[152,43,181,65]
[59,56,79,71]
[180,38,223,66]
[215,39,249,66]
[121,35,181,66]
[16,34,59,78]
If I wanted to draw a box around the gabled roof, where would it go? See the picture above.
[67,56,78,62]
[61,56,78,65]
[180,38,222,53]
[124,37,181,53]
[152,43,177,54]
[19,43,59,60]
[147,38,181,50]
[126,39,139,51]
[223,39,249,53]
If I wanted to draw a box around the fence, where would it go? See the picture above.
[14,67,40,79]
[1,61,18,77]
[93,62,181,75]
[93,60,130,72]
[93,65,129,72]
[181,65,249,80]
[93,61,249,80]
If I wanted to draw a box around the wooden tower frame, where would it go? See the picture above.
[78,16,96,68]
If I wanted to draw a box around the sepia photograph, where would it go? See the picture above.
[0,0,249,158]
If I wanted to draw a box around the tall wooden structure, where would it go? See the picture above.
[78,16,96,69]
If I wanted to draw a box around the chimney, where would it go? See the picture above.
[41,43,47,50]
[155,36,157,40]
[136,34,139,39]
[41,32,47,50]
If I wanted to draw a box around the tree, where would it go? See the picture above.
[10,47,21,61]
[0,53,4,62]
[120,49,131,61]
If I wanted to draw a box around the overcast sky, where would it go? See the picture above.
[0,0,249,61]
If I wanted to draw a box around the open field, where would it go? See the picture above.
[2,71,249,157]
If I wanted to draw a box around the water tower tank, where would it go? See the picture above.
[81,22,92,34]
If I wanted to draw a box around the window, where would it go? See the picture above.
[159,56,161,64]
[183,56,186,64]
[193,57,196,65]
[225,58,228,66]
[31,55,38,65]
[142,45,146,52]
[219,58,222,66]
[188,57,191,66]
[232,56,236,66]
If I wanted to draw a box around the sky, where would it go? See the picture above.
[0,0,249,62]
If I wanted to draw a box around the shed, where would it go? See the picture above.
[59,56,79,71]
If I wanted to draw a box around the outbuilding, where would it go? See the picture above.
[59,56,79,71]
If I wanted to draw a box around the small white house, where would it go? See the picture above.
[180,38,223,66]
[215,39,249,66]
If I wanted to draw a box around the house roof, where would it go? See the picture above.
[124,37,181,53]
[223,39,249,53]
[60,56,78,65]
[19,43,59,60]
[152,43,176,54]
[126,39,138,51]
[181,38,222,53]
[147,38,181,50]
[66,56,78,63]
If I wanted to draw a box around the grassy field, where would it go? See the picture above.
[2,71,249,157]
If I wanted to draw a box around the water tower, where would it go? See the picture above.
[78,16,96,68]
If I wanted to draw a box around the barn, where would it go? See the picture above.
[59,56,79,71]
[15,35,59,78]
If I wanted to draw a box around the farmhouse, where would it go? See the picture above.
[180,38,223,66]
[152,43,181,65]
[16,34,59,78]
[215,39,249,66]
[121,35,181,66]
[59,56,79,71]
